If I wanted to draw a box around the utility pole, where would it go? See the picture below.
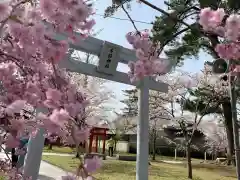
[229,60,240,179]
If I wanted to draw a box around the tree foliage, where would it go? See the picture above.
[182,87,222,115]
[151,0,240,63]
[120,89,138,117]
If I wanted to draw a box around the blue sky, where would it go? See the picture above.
[91,0,213,116]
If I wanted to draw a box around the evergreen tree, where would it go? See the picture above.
[120,89,138,117]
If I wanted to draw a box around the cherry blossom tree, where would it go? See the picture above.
[151,70,220,179]
[148,90,173,160]
[202,119,228,160]
[2,0,235,180]
[0,0,104,179]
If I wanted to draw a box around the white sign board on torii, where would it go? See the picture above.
[23,31,172,180]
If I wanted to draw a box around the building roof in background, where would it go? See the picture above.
[94,120,111,129]
[107,115,171,135]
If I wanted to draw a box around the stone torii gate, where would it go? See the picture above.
[23,32,173,180]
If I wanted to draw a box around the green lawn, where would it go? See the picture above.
[42,146,207,164]
[43,146,75,154]
[42,155,236,180]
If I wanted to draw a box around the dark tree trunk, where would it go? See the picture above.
[11,148,18,168]
[186,145,193,179]
[76,152,80,158]
[152,129,157,161]
[114,140,117,153]
[75,144,80,158]
[222,101,235,166]
[48,143,53,150]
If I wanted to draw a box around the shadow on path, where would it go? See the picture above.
[38,174,56,180]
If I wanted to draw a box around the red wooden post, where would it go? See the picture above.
[89,134,93,153]
[102,130,106,154]
[95,135,98,152]
[88,126,108,154]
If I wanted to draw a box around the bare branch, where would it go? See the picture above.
[121,4,140,33]
[138,0,192,29]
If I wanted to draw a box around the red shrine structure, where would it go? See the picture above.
[88,123,109,154]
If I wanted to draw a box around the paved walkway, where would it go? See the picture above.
[161,160,183,164]
[38,161,72,180]
[42,152,72,156]
[0,152,71,180]
[42,152,117,160]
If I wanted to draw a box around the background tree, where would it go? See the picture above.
[173,101,209,179]
[181,65,236,164]
[148,90,173,160]
[121,87,173,160]
[107,114,135,153]
[154,70,221,179]
[120,89,138,117]
[202,119,228,161]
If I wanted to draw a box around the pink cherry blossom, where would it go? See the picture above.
[199,8,240,68]
[86,176,94,180]
[39,0,56,17]
[211,8,225,25]
[5,134,19,148]
[84,156,102,173]
[62,175,77,180]
[199,8,212,29]
[9,118,25,132]
[44,88,62,109]
[0,1,12,22]
[126,30,169,82]
[199,8,225,31]
[49,109,70,127]
[73,127,90,144]
[0,0,101,177]
[225,14,240,30]
[5,100,26,116]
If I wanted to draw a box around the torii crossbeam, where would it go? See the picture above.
[23,31,173,180]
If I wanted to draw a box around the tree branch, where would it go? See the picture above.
[138,0,192,29]
[160,26,190,51]
[121,4,140,33]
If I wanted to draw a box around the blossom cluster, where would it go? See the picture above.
[126,30,169,82]
[199,8,240,61]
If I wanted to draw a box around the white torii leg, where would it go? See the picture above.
[23,107,48,180]
[23,127,45,180]
[137,77,149,180]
